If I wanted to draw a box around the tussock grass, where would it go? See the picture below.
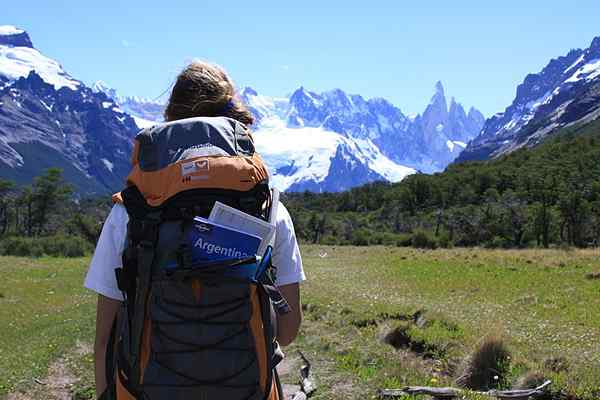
[456,335,511,390]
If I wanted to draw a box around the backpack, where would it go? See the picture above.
[101,117,287,400]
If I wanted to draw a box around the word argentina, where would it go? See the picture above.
[193,237,252,258]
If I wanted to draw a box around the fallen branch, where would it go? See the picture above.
[378,380,551,399]
[289,351,317,400]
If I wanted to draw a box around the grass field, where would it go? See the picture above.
[1,246,599,399]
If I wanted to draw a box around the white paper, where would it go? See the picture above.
[269,188,280,225]
[209,201,276,256]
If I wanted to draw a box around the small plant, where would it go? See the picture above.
[514,371,548,389]
[456,335,512,390]
[585,271,600,280]
[411,229,438,249]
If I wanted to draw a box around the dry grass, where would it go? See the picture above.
[456,336,511,390]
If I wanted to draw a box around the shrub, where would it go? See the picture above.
[396,234,413,247]
[456,335,511,390]
[410,229,438,249]
[437,230,454,248]
[0,235,93,257]
[373,232,401,246]
[350,228,372,246]
[485,236,511,249]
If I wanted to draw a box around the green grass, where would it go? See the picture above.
[0,256,95,396]
[286,246,600,399]
[1,247,600,399]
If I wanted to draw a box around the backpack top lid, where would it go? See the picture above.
[113,116,269,207]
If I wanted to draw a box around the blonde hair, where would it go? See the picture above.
[164,61,254,125]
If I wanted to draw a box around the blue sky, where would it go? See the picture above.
[5,0,600,116]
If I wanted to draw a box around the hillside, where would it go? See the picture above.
[284,119,600,248]
[458,36,600,162]
[0,26,138,194]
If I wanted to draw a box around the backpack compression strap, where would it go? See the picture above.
[114,186,163,393]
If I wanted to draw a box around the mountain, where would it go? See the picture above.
[0,26,138,194]
[91,81,164,128]
[96,80,484,193]
[458,36,600,162]
[0,25,484,194]
[238,83,483,191]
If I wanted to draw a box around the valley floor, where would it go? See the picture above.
[1,247,599,399]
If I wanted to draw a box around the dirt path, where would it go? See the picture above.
[5,358,78,400]
[5,344,307,400]
[4,341,92,400]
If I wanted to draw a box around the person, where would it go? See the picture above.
[84,61,305,398]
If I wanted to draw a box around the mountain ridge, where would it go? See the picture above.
[457,35,600,162]
[0,25,138,194]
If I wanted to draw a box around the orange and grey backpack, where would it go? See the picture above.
[101,117,288,400]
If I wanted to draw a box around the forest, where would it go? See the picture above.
[284,120,600,249]
[1,120,599,256]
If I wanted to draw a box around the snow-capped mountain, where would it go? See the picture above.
[236,83,483,191]
[458,36,600,162]
[0,26,138,193]
[96,79,484,192]
[0,25,484,194]
[91,81,164,129]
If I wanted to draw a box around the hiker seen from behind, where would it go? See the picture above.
[84,61,305,400]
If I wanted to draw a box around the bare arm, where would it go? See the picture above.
[94,294,121,398]
[276,283,302,346]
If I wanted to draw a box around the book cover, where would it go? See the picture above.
[187,216,262,264]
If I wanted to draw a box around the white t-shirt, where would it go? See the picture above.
[84,202,305,301]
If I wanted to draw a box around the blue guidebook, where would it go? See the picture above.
[188,216,262,264]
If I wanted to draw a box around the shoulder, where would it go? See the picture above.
[107,203,129,226]
[274,202,296,234]
[275,201,293,224]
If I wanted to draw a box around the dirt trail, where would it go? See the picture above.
[5,344,303,400]
[5,358,77,400]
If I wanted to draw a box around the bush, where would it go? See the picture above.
[456,335,511,390]
[350,228,373,246]
[0,235,93,257]
[437,230,454,248]
[485,236,511,249]
[396,234,413,247]
[373,232,402,246]
[410,229,438,249]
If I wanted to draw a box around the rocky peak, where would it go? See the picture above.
[448,97,467,121]
[422,81,449,133]
[435,80,445,95]
[241,86,258,97]
[589,36,600,53]
[0,26,33,48]
[289,86,316,104]
[92,80,118,100]
[467,107,485,125]
[428,81,448,112]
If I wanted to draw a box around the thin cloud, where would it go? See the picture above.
[121,40,132,48]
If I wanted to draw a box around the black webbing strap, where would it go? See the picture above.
[263,283,291,315]
[128,211,161,390]
[256,253,291,316]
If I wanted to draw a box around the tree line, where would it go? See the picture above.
[1,121,599,254]
[0,167,110,256]
[284,123,600,249]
